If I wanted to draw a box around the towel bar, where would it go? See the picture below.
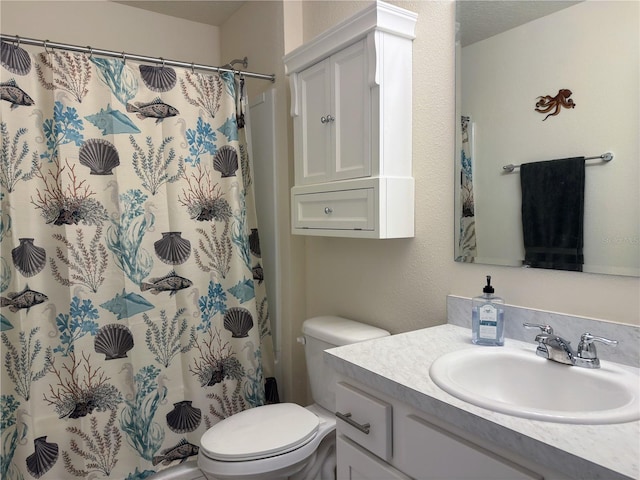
[502,152,613,173]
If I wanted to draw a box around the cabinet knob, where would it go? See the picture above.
[320,115,335,124]
[324,207,333,214]
[320,116,327,124]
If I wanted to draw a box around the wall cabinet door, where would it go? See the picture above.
[297,59,332,184]
[331,40,371,182]
[337,436,411,480]
[296,40,370,185]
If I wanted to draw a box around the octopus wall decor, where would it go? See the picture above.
[535,89,576,121]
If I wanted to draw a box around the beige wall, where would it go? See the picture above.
[295,0,639,340]
[1,1,221,64]
[3,0,638,407]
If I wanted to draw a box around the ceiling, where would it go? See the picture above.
[113,1,579,45]
[457,1,581,46]
[113,1,246,26]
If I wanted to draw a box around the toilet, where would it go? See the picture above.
[197,316,390,480]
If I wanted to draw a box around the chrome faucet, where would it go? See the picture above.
[523,323,618,369]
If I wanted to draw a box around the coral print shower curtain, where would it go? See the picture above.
[456,115,477,263]
[0,40,274,479]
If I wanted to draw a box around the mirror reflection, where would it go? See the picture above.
[454,0,639,276]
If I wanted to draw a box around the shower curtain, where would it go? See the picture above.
[0,41,274,479]
[456,115,477,262]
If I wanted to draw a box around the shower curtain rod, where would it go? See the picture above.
[502,152,613,173]
[0,34,276,82]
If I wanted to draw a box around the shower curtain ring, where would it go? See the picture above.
[87,46,93,59]
[15,35,20,47]
[121,51,127,64]
[44,40,52,54]
[191,62,195,74]
[159,57,165,69]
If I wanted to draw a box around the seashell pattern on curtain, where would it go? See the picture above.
[0,41,274,479]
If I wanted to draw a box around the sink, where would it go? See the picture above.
[429,347,640,424]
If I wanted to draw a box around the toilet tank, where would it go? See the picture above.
[302,316,390,413]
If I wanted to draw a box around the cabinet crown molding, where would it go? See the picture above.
[283,0,417,75]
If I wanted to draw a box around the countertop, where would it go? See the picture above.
[325,324,640,480]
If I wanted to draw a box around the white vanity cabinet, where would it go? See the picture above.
[335,380,560,480]
[284,1,417,239]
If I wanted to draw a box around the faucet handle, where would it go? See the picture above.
[523,323,554,334]
[523,323,555,359]
[577,333,618,360]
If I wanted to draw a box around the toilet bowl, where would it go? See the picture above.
[197,316,390,480]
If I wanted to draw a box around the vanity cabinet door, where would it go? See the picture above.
[396,414,543,480]
[337,436,411,480]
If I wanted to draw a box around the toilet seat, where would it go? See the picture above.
[198,404,336,480]
[200,403,319,461]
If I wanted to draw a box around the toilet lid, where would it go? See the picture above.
[200,403,319,461]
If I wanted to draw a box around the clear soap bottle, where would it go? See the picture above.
[471,275,505,346]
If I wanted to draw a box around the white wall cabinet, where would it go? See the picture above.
[335,379,569,480]
[284,1,417,238]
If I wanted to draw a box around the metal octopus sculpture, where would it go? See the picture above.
[535,89,576,121]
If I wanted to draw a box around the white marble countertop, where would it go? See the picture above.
[325,324,640,480]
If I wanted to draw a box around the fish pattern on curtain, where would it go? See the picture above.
[0,41,274,479]
[456,115,477,262]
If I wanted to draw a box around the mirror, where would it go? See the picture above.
[454,0,639,277]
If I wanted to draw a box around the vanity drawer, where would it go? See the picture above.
[335,381,392,461]
[292,188,374,231]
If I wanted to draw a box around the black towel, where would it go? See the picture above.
[520,157,585,271]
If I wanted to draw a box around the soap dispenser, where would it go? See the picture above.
[471,275,505,346]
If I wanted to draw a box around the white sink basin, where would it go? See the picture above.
[429,347,640,424]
